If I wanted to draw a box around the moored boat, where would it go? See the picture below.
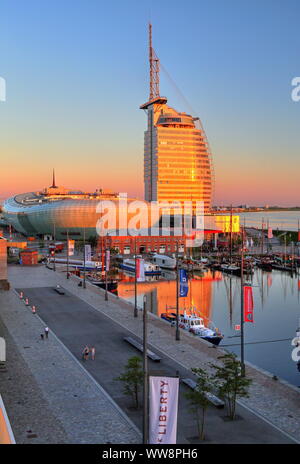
[150,253,176,270]
[120,258,161,275]
[257,259,273,272]
[220,263,254,277]
[161,309,223,346]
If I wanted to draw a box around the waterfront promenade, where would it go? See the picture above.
[0,264,299,443]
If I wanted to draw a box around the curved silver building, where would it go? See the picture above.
[2,182,144,239]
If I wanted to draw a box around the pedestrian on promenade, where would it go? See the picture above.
[91,346,96,360]
[82,346,89,361]
[40,334,44,340]
[44,327,49,339]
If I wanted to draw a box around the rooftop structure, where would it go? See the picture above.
[140,24,213,213]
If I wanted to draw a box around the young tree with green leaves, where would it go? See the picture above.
[210,353,252,420]
[184,368,214,440]
[115,356,143,409]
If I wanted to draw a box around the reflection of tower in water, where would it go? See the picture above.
[117,270,222,323]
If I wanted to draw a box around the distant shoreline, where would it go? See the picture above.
[214,208,300,213]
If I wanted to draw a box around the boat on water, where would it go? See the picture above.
[180,259,205,271]
[120,258,161,275]
[272,263,295,272]
[88,278,118,292]
[256,259,273,272]
[220,263,254,277]
[150,253,176,270]
[48,258,102,271]
[161,309,223,346]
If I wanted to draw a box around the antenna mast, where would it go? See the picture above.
[52,169,57,188]
[149,23,160,100]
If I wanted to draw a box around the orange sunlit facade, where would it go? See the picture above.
[143,102,213,213]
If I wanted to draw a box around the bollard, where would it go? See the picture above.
[32,306,36,314]
[19,291,23,299]
[25,298,29,305]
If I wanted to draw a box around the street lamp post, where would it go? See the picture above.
[176,240,180,341]
[142,295,148,444]
[66,229,69,279]
[83,228,86,289]
[105,234,108,301]
[134,238,138,317]
[53,222,56,272]
[240,226,245,377]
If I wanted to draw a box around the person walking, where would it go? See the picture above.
[91,346,96,360]
[82,345,89,361]
[44,327,49,339]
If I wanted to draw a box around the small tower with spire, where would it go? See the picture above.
[51,169,57,189]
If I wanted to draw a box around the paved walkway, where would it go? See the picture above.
[1,264,300,443]
[0,269,140,444]
[15,286,293,444]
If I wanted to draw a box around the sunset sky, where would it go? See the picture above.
[0,0,299,206]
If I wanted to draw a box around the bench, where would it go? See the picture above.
[123,337,161,362]
[181,378,225,409]
[53,286,65,295]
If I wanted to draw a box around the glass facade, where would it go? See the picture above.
[143,103,213,212]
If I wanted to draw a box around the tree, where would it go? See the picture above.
[184,368,214,440]
[87,235,98,248]
[210,353,252,420]
[115,356,143,409]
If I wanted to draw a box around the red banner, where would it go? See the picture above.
[267,227,273,239]
[244,286,254,323]
[136,258,145,282]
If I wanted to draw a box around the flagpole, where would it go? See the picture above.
[134,237,138,317]
[53,221,56,272]
[105,234,108,301]
[67,229,69,279]
[267,219,270,255]
[229,204,233,264]
[240,226,245,377]
[142,295,148,444]
[83,228,86,289]
[261,217,264,256]
[297,219,300,260]
[176,240,180,341]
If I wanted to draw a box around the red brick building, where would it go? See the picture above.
[20,249,38,266]
[97,236,186,256]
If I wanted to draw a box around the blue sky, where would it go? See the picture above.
[0,0,299,205]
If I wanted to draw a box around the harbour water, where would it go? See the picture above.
[116,268,300,387]
[237,211,300,232]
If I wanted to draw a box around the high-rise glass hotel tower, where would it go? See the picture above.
[140,25,213,213]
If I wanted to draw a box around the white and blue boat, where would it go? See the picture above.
[120,258,161,275]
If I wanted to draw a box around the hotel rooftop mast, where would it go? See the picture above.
[140,24,213,212]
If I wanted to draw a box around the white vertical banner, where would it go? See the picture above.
[84,244,92,261]
[149,376,179,444]
[105,249,110,272]
[68,240,75,256]
[136,258,145,282]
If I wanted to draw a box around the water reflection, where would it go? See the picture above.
[116,268,300,386]
[117,270,222,324]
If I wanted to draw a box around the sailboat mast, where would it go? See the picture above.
[229,204,233,264]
